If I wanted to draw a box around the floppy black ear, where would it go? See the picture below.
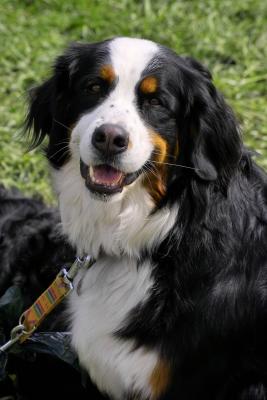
[24,42,88,150]
[181,58,242,181]
[24,45,75,150]
[24,77,55,149]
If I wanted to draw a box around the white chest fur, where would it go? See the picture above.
[70,256,158,399]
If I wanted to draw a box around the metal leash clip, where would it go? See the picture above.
[66,255,94,282]
[0,255,95,353]
[0,324,26,353]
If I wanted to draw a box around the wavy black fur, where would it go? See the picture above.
[0,185,74,300]
[0,186,86,399]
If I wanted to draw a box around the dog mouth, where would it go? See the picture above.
[80,160,140,195]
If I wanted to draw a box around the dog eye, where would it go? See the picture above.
[84,81,102,94]
[149,98,160,106]
[143,98,161,107]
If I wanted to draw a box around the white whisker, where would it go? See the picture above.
[152,150,176,160]
[54,140,71,146]
[150,160,199,171]
[143,164,159,179]
[53,118,72,131]
[49,144,70,159]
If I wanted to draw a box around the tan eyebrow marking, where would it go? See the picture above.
[100,64,116,83]
[140,76,158,94]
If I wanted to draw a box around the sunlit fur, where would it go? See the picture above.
[25,37,267,399]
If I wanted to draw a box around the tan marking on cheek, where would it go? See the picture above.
[151,132,167,163]
[140,76,158,94]
[143,131,168,204]
[149,359,171,399]
[100,64,116,84]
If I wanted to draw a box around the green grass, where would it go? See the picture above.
[0,0,266,203]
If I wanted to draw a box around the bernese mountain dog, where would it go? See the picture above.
[22,37,267,399]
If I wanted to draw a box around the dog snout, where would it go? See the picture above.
[92,124,129,156]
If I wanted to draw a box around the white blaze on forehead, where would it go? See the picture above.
[73,37,160,175]
[109,37,159,91]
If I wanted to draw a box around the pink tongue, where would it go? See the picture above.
[93,165,123,185]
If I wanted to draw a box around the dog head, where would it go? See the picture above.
[25,37,241,201]
[25,37,242,256]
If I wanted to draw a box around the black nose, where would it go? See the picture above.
[92,124,129,156]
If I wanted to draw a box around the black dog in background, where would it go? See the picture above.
[0,185,93,399]
[0,185,73,299]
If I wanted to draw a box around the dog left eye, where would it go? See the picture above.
[143,98,161,107]
[150,98,160,106]
[84,81,103,94]
[90,84,101,93]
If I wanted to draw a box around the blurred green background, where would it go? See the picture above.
[0,0,266,203]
